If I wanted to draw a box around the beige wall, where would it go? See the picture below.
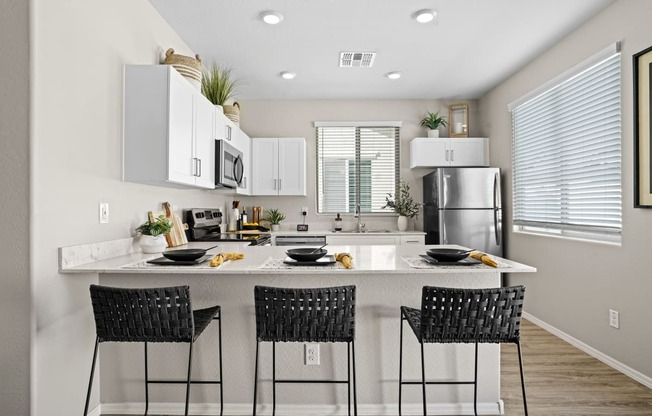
[238,99,480,231]
[479,0,652,380]
[0,1,30,414]
[31,1,229,414]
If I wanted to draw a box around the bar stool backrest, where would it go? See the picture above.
[254,285,356,343]
[420,286,525,344]
[89,284,195,343]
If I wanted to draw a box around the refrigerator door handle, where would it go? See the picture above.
[493,172,501,246]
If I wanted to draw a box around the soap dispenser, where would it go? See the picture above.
[333,213,343,231]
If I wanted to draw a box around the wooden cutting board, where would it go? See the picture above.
[162,202,188,247]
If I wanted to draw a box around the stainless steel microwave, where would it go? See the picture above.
[215,139,243,189]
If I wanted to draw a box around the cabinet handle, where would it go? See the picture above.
[279,178,282,190]
[446,150,449,161]
[226,125,232,141]
[451,150,454,161]
[198,158,202,177]
[274,179,277,190]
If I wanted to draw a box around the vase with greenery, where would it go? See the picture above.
[382,180,420,231]
[420,111,448,138]
[201,63,240,112]
[263,208,286,231]
[136,215,173,253]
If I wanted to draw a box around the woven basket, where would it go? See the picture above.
[164,48,202,91]
[224,102,240,125]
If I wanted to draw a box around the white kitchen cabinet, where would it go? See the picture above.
[327,234,401,246]
[124,65,215,189]
[252,137,306,196]
[409,137,489,168]
[400,235,425,245]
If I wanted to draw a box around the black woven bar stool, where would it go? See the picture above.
[399,285,527,416]
[252,285,357,416]
[83,285,224,416]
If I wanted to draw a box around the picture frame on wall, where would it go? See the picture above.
[634,46,652,207]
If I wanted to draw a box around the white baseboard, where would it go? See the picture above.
[524,312,652,389]
[100,400,504,415]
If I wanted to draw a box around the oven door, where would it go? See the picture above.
[215,139,243,188]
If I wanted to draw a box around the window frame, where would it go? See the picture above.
[314,121,401,216]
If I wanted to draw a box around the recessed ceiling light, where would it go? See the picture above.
[260,11,284,25]
[280,71,296,80]
[414,9,436,23]
[385,71,402,80]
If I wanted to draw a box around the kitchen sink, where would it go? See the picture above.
[335,229,394,233]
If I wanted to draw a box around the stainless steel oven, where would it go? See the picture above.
[215,139,243,189]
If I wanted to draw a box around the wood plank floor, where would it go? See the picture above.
[501,319,652,415]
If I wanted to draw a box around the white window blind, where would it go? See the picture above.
[316,124,400,214]
[511,50,621,243]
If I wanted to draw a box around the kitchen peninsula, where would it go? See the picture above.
[61,242,535,415]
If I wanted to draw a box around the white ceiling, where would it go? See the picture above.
[148,0,614,100]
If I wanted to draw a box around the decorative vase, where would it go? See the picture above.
[140,235,168,253]
[271,224,280,231]
[427,129,439,138]
[397,215,408,231]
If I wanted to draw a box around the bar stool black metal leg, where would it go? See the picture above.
[184,341,194,416]
[144,342,149,416]
[83,337,99,416]
[272,341,277,416]
[473,342,478,416]
[398,314,404,416]
[252,340,259,416]
[347,342,351,416]
[217,315,223,416]
[352,340,358,416]
[517,342,528,416]
[420,341,427,416]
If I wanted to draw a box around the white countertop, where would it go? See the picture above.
[59,241,536,275]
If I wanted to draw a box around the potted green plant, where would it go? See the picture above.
[201,63,240,117]
[263,208,286,231]
[135,215,173,253]
[381,180,420,231]
[420,111,448,138]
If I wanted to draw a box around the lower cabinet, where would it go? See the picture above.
[327,234,425,245]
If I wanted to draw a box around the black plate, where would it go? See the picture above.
[147,255,211,266]
[283,255,336,266]
[419,254,481,266]
[163,248,212,261]
[425,248,474,262]
[286,248,327,261]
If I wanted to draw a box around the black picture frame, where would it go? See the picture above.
[634,45,652,207]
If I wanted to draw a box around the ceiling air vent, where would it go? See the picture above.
[340,52,376,68]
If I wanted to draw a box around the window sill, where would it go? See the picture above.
[512,226,621,247]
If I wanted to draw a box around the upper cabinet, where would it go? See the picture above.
[123,65,215,189]
[252,138,306,196]
[409,137,489,168]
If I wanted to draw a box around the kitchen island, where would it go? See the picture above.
[61,242,535,415]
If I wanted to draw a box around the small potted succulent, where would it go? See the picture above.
[263,208,286,231]
[136,215,173,253]
[420,111,448,138]
[381,180,421,231]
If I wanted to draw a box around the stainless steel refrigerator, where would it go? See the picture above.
[423,167,502,256]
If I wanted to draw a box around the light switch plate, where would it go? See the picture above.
[99,202,109,224]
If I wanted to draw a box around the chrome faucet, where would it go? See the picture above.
[355,204,366,232]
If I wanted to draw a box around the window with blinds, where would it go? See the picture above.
[316,123,400,214]
[510,46,621,243]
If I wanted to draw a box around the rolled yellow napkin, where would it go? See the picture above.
[470,251,498,267]
[334,252,353,269]
[209,252,244,267]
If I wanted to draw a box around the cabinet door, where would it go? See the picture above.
[278,138,306,196]
[449,138,489,167]
[410,138,449,168]
[193,96,215,189]
[400,235,425,245]
[167,72,195,185]
[327,235,400,245]
[252,138,278,195]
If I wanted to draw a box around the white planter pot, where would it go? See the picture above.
[271,224,280,231]
[140,234,168,253]
[397,215,408,231]
[427,129,440,138]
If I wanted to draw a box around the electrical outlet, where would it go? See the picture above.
[99,202,109,224]
[304,343,320,365]
[609,309,619,329]
[301,206,308,216]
